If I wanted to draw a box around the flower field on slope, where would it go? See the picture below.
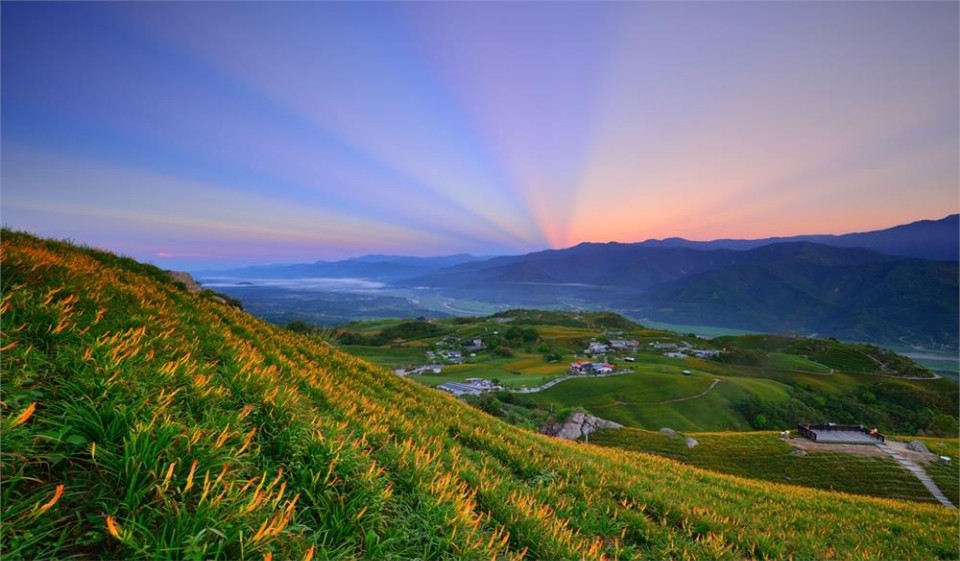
[2,230,958,560]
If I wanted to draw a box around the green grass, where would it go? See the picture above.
[765,352,832,373]
[589,429,950,505]
[6,231,955,560]
[341,345,429,367]
[716,335,935,377]
[413,353,572,389]
[523,368,793,432]
[815,346,878,372]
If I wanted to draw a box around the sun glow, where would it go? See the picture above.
[2,2,956,268]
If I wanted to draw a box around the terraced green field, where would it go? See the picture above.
[590,428,953,505]
[765,352,832,373]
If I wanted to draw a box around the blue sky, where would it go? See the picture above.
[3,2,957,270]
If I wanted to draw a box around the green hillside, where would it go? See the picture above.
[339,315,956,435]
[714,334,934,377]
[3,231,958,560]
[525,372,789,431]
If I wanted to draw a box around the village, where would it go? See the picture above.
[391,331,725,397]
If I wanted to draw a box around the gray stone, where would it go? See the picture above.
[542,411,622,441]
[906,440,930,454]
[684,437,699,449]
[659,427,678,437]
[790,448,807,457]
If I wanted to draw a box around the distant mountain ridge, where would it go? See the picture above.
[196,253,485,281]
[402,242,958,347]
[198,214,958,280]
[637,214,958,261]
[196,215,959,346]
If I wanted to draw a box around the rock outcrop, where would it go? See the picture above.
[166,270,203,293]
[684,437,699,448]
[542,411,622,441]
[906,440,931,454]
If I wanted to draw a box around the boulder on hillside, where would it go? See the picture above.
[685,437,699,448]
[906,440,931,454]
[790,448,807,457]
[166,270,203,293]
[542,411,622,441]
[660,427,678,437]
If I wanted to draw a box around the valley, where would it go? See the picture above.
[334,311,957,436]
[200,215,960,351]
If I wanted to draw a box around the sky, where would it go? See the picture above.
[2,2,958,270]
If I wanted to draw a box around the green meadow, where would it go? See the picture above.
[525,369,791,431]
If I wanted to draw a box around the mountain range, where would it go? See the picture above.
[197,253,485,282]
[635,214,959,261]
[198,215,959,347]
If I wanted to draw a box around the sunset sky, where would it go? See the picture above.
[3,2,958,270]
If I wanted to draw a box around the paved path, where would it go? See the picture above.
[876,443,955,508]
[653,378,722,404]
[591,379,723,409]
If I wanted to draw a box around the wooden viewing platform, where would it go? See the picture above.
[797,423,885,444]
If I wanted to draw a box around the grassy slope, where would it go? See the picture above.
[590,428,953,505]
[715,334,936,378]
[562,356,957,433]
[2,231,958,560]
[524,365,792,432]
